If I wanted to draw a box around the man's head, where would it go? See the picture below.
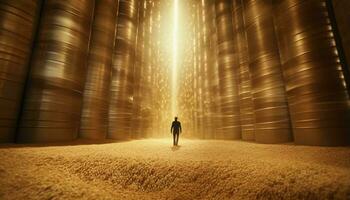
[174,117,178,121]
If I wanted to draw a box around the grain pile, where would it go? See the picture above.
[0,139,349,199]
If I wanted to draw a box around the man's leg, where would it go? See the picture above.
[173,133,176,146]
[176,133,179,145]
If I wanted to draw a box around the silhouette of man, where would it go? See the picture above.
[171,117,182,146]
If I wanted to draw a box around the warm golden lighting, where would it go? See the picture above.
[0,0,348,144]
[172,0,179,117]
[0,0,350,199]
[0,1,350,199]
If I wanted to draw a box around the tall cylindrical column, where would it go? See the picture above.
[140,0,156,138]
[242,0,292,143]
[131,0,145,139]
[17,0,94,143]
[108,0,139,140]
[195,1,205,138]
[232,0,255,141]
[0,0,41,142]
[275,0,350,146]
[208,0,222,139]
[332,0,350,75]
[200,0,213,139]
[215,0,241,139]
[79,0,118,140]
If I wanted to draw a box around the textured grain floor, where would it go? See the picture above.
[0,139,350,200]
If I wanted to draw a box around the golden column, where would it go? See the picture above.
[132,0,155,138]
[208,0,222,139]
[145,0,156,137]
[232,0,255,141]
[200,0,214,139]
[194,1,204,138]
[131,0,144,139]
[79,0,119,139]
[148,0,162,137]
[0,0,41,142]
[332,0,350,74]
[242,0,292,143]
[17,0,94,143]
[275,0,350,146]
[215,0,241,139]
[108,0,139,140]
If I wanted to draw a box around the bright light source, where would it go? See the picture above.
[172,0,179,117]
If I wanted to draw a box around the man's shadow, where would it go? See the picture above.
[171,145,181,151]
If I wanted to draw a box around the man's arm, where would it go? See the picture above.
[179,122,182,133]
[170,122,174,133]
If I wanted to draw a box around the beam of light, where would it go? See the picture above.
[172,0,179,117]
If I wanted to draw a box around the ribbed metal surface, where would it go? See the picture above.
[242,0,292,143]
[190,2,198,138]
[208,0,222,139]
[202,0,214,139]
[201,0,214,139]
[215,0,241,139]
[79,0,118,139]
[131,0,144,139]
[232,0,255,141]
[17,0,94,143]
[275,0,350,146]
[333,0,350,74]
[140,0,156,138]
[0,0,41,142]
[108,0,139,140]
[132,0,156,139]
[195,1,204,138]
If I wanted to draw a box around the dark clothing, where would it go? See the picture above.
[171,120,181,146]
[171,121,182,134]
[173,132,179,146]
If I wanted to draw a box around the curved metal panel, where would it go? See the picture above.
[275,0,350,146]
[200,0,215,139]
[215,0,241,139]
[131,0,144,139]
[207,0,222,139]
[332,0,350,75]
[108,0,139,140]
[0,0,41,142]
[17,0,94,143]
[135,0,159,139]
[242,0,292,143]
[232,0,255,141]
[194,1,205,139]
[79,0,118,140]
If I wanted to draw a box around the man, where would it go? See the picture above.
[170,117,182,146]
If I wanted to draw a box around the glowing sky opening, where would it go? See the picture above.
[172,0,179,117]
